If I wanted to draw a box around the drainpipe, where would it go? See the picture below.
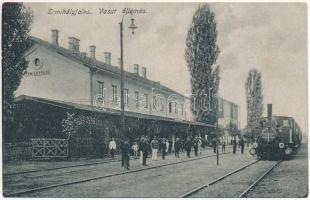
[166,96,168,118]
[90,69,93,106]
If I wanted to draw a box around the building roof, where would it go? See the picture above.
[15,95,215,128]
[30,36,188,99]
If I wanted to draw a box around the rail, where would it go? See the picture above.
[4,151,232,197]
[181,160,281,198]
[239,160,281,197]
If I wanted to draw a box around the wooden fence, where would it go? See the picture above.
[31,138,68,159]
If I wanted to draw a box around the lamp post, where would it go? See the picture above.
[216,113,219,166]
[120,14,137,140]
[210,86,219,166]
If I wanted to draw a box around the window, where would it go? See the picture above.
[218,99,224,118]
[218,99,223,112]
[112,85,117,102]
[98,81,104,96]
[33,58,43,70]
[181,104,184,115]
[144,94,148,108]
[153,96,157,110]
[34,58,40,66]
[124,88,129,106]
[261,129,277,141]
[134,91,139,107]
[169,102,172,113]
[160,98,164,112]
[175,102,178,114]
[134,64,139,74]
[283,119,289,127]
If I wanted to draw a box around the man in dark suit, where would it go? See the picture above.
[120,139,131,170]
[233,139,237,154]
[174,138,181,158]
[140,137,149,166]
[240,138,245,154]
[160,138,167,160]
[193,138,199,156]
[212,138,217,153]
[184,137,192,158]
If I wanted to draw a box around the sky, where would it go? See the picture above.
[25,3,308,132]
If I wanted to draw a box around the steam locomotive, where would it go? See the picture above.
[250,105,302,160]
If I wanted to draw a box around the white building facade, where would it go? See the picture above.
[16,29,239,129]
[218,97,240,129]
[16,30,192,122]
[218,97,240,144]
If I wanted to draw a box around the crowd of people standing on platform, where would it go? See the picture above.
[108,135,247,170]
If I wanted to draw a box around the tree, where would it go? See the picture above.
[2,3,33,139]
[185,4,220,125]
[245,69,263,139]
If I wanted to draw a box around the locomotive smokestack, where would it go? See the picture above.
[267,104,272,127]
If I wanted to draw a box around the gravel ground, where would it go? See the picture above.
[188,160,278,198]
[16,148,254,197]
[3,147,232,195]
[246,142,308,198]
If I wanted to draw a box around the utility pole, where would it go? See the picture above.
[216,116,219,166]
[119,14,137,141]
[210,86,219,166]
[120,20,125,141]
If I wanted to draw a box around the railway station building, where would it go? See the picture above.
[218,98,240,144]
[5,29,239,159]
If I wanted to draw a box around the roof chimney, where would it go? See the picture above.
[133,64,139,75]
[141,67,147,78]
[51,29,59,46]
[89,45,96,59]
[104,52,111,65]
[68,37,80,55]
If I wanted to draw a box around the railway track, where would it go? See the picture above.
[181,160,281,198]
[4,151,232,197]
[239,160,281,197]
[5,146,229,177]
